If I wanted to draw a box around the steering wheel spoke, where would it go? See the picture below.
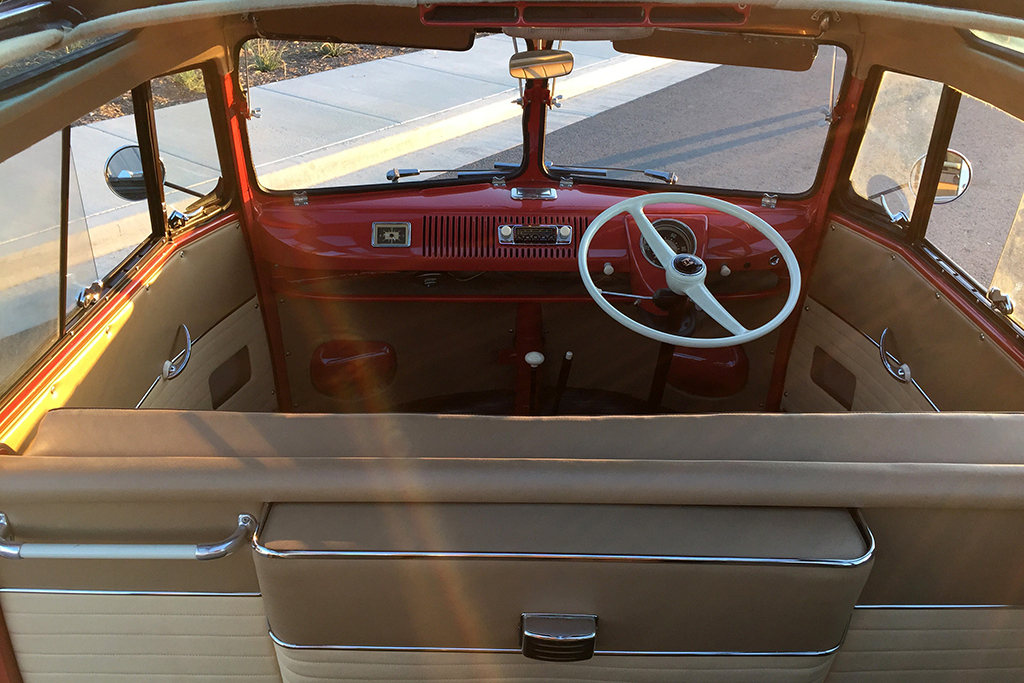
[684,283,748,336]
[628,206,677,270]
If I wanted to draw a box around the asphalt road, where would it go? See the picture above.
[475,53,1024,288]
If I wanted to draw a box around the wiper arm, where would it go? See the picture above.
[386,167,511,182]
[545,163,678,185]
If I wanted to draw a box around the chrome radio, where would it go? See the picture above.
[497,224,573,246]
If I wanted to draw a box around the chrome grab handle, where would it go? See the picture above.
[162,324,192,380]
[879,328,911,384]
[0,513,256,561]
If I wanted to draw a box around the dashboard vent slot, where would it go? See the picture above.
[423,215,589,259]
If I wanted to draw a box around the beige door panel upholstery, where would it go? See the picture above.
[67,223,259,409]
[826,608,1024,682]
[274,646,835,683]
[140,296,275,412]
[783,298,934,413]
[807,223,1024,411]
[0,593,281,683]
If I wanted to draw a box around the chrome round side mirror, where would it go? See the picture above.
[104,145,148,201]
[910,149,972,204]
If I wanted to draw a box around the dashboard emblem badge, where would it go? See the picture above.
[372,222,412,247]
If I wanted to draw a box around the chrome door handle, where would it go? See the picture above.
[162,323,192,380]
[879,328,911,383]
[0,513,256,561]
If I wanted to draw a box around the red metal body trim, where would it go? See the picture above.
[0,601,23,683]
[764,77,865,412]
[224,72,294,411]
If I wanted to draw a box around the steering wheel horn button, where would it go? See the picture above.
[672,253,706,276]
[521,613,597,662]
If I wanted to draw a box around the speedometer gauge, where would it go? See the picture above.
[639,219,698,268]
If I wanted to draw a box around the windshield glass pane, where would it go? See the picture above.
[970,30,1024,57]
[543,46,846,194]
[244,36,527,190]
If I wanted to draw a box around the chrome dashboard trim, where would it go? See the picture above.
[252,508,874,568]
[267,629,842,657]
[510,187,557,201]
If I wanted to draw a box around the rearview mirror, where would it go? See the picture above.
[910,150,972,204]
[509,49,574,80]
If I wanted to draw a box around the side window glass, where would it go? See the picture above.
[0,133,62,394]
[73,68,222,282]
[850,71,943,223]
[151,69,222,208]
[72,89,148,278]
[925,96,1024,298]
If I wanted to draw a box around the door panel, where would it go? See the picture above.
[139,296,274,412]
[783,299,935,412]
[784,222,1024,411]
[67,222,262,410]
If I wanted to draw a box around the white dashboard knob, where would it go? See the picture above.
[559,226,572,239]
[524,351,545,368]
[500,225,513,238]
[720,264,731,277]
[603,262,614,276]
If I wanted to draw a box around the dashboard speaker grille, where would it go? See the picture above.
[423,215,588,259]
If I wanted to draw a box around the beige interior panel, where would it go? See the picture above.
[275,645,834,683]
[140,296,275,412]
[826,608,1024,682]
[782,298,934,413]
[0,593,281,683]
[809,223,1024,412]
[67,222,258,410]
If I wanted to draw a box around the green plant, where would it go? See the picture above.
[319,42,353,58]
[170,70,205,93]
[249,40,287,73]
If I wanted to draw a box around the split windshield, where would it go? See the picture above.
[243,36,844,193]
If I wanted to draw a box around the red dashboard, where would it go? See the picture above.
[253,181,817,303]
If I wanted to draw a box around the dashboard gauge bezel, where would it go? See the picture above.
[639,218,698,268]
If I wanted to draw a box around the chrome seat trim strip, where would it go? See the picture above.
[856,604,1015,609]
[253,509,874,568]
[0,588,261,597]
[268,629,841,658]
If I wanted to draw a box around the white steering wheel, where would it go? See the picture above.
[578,193,801,349]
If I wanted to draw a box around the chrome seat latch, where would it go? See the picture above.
[521,613,597,662]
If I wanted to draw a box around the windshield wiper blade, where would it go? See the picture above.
[386,167,510,182]
[546,163,678,185]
